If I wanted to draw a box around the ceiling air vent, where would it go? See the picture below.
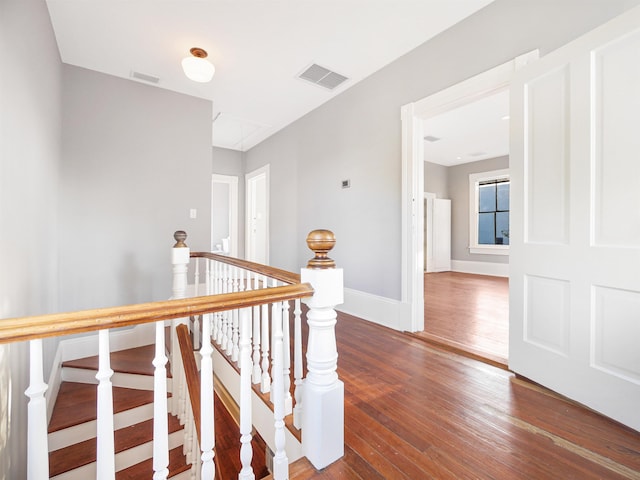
[130,70,160,84]
[298,63,348,90]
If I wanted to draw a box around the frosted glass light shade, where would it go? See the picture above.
[182,56,215,83]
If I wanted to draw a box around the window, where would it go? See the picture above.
[469,169,509,255]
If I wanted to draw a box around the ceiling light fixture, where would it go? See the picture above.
[182,47,215,83]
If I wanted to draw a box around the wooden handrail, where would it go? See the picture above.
[191,252,301,285]
[176,324,201,442]
[0,283,313,345]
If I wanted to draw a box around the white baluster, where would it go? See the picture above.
[26,339,49,480]
[239,308,255,480]
[293,298,304,429]
[96,330,116,480]
[251,272,262,384]
[270,279,281,402]
[232,268,243,362]
[153,321,170,480]
[260,279,271,393]
[213,261,223,345]
[183,399,193,460]
[193,259,201,350]
[301,230,344,469]
[191,410,201,480]
[271,300,289,480]
[224,264,233,352]
[200,311,216,479]
[282,300,292,415]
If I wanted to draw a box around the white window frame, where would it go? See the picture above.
[469,168,510,255]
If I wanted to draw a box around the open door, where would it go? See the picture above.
[509,6,640,431]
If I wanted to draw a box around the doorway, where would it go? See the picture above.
[401,51,538,353]
[419,90,511,364]
[245,165,269,264]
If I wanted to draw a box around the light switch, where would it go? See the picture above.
[189,208,197,219]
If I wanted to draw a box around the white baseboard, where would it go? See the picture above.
[450,259,509,277]
[337,288,409,331]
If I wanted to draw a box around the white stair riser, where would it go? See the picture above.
[50,430,185,480]
[48,402,155,451]
[60,368,173,392]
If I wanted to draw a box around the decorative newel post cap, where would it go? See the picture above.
[306,229,336,269]
[173,230,188,248]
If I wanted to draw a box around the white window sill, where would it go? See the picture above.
[469,246,509,256]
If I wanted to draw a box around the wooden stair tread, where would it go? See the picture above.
[49,414,183,477]
[62,344,170,377]
[115,445,190,479]
[48,382,162,432]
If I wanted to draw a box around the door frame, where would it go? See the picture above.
[400,50,539,332]
[245,164,270,264]
[211,174,239,256]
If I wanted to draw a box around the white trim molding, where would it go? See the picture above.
[451,259,509,277]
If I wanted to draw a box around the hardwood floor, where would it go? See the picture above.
[293,312,640,479]
[416,271,509,366]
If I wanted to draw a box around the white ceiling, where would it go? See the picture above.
[45,0,494,151]
[423,89,509,166]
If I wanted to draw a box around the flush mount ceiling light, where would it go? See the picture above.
[182,47,215,83]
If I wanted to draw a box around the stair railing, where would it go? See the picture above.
[170,229,345,479]
[1,238,337,480]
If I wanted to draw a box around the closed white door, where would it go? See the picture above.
[245,165,269,264]
[509,6,640,431]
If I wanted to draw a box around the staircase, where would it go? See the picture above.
[47,344,191,479]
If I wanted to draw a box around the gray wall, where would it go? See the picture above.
[425,162,449,199]
[212,146,245,257]
[60,66,212,311]
[0,0,63,476]
[448,156,510,264]
[245,0,639,299]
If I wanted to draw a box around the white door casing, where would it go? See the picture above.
[245,165,269,264]
[509,6,640,431]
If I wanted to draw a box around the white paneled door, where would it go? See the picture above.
[509,6,640,431]
[246,165,269,265]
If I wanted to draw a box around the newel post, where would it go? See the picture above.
[301,230,344,469]
[172,230,190,300]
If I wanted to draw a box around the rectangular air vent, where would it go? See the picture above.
[130,71,160,84]
[298,63,348,90]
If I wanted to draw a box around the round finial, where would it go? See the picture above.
[306,229,336,269]
[173,230,188,248]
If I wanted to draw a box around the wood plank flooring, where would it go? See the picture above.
[293,312,640,479]
[416,271,509,366]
